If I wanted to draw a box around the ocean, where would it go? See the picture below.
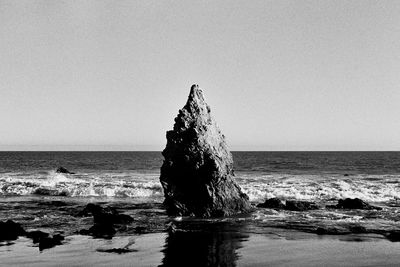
[1,151,400,266]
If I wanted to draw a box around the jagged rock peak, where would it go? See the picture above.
[160,84,252,217]
[185,84,207,107]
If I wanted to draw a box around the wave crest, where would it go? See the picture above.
[0,172,163,199]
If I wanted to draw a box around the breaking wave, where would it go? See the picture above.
[1,171,400,204]
[239,173,400,203]
[0,171,163,199]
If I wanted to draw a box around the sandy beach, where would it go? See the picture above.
[2,228,400,266]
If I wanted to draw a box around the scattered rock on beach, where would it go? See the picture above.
[78,203,107,216]
[78,203,133,238]
[56,166,75,174]
[0,221,64,250]
[38,234,65,251]
[26,230,49,243]
[78,203,133,224]
[327,198,382,210]
[386,231,400,242]
[26,230,64,250]
[256,198,285,209]
[160,84,252,217]
[0,220,26,241]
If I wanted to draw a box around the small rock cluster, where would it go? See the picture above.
[257,197,382,211]
[78,203,133,239]
[0,220,64,251]
[256,198,319,211]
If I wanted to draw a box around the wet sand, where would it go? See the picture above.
[1,229,400,266]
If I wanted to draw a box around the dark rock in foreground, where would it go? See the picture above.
[78,203,133,238]
[38,234,64,251]
[327,198,382,210]
[386,231,400,242]
[258,197,380,211]
[0,221,64,250]
[26,230,49,243]
[256,198,285,209]
[26,230,64,250]
[0,220,26,241]
[56,167,74,174]
[81,224,116,239]
[160,85,252,217]
[78,203,133,224]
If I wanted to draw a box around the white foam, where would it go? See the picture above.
[238,174,400,203]
[0,172,163,199]
[1,172,400,203]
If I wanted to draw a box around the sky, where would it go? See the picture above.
[0,0,399,151]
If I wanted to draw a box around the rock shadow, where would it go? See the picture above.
[159,221,249,267]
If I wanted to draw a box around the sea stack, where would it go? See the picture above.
[160,84,252,217]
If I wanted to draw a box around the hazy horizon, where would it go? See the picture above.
[1,1,400,151]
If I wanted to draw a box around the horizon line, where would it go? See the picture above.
[1,145,399,152]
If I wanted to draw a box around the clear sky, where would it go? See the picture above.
[0,0,399,151]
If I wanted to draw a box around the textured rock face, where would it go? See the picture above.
[327,198,382,210]
[160,84,252,217]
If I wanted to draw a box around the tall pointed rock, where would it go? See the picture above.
[160,84,252,217]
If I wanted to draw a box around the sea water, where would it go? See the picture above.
[1,151,400,235]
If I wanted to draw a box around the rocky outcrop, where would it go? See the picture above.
[38,234,64,251]
[78,203,133,224]
[78,203,133,238]
[0,220,25,241]
[160,84,252,217]
[26,230,64,251]
[327,198,382,210]
[386,231,400,242]
[0,220,64,250]
[257,198,319,211]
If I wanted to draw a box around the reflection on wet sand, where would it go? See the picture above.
[159,221,249,267]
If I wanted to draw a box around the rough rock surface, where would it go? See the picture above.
[78,203,133,224]
[256,198,319,211]
[78,203,133,238]
[327,198,382,210]
[160,84,252,217]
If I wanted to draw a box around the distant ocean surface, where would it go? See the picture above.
[1,151,400,237]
